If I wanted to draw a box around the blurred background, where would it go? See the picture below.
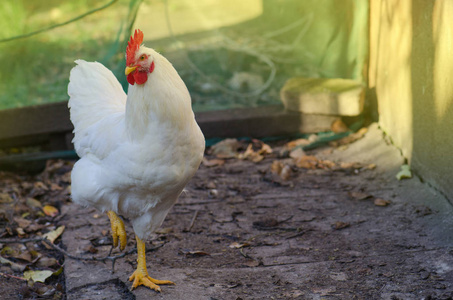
[0,0,368,112]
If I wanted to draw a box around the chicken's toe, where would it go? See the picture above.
[129,270,174,292]
[107,211,127,250]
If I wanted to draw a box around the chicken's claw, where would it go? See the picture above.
[129,270,174,292]
[129,235,174,292]
[107,211,127,251]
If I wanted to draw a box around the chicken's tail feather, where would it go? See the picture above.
[68,60,127,155]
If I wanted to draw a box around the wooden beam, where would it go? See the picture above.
[0,102,336,150]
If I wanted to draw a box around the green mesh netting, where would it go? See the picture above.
[0,0,368,112]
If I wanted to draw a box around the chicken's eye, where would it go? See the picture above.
[139,55,146,61]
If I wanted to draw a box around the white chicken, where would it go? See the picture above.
[68,29,205,292]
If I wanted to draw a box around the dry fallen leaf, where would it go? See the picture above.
[210,138,240,158]
[367,163,377,170]
[280,165,292,181]
[229,242,250,249]
[0,256,27,272]
[374,198,391,206]
[239,141,272,163]
[239,144,264,162]
[295,155,318,169]
[348,191,372,200]
[23,270,54,283]
[43,205,59,217]
[318,159,336,169]
[50,183,63,191]
[14,217,32,228]
[202,158,225,167]
[286,138,311,150]
[155,227,174,234]
[243,259,260,267]
[26,198,42,209]
[331,119,350,133]
[0,193,14,203]
[270,161,292,181]
[330,127,368,147]
[43,225,65,245]
[271,160,283,175]
[289,147,305,160]
[35,256,58,268]
[339,162,363,170]
[332,221,350,230]
[179,249,210,257]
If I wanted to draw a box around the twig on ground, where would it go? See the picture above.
[0,272,27,281]
[184,210,199,232]
[0,237,48,244]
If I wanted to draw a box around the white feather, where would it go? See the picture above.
[68,48,205,239]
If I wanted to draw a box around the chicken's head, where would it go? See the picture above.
[125,29,155,85]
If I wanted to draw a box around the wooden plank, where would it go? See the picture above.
[0,102,72,141]
[0,102,336,150]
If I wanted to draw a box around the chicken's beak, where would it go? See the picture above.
[125,66,137,76]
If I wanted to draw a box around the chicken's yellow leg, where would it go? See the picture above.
[107,211,127,251]
[129,235,174,292]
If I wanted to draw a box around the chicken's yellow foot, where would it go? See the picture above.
[107,211,127,251]
[129,235,174,292]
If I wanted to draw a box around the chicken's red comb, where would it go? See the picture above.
[126,29,144,66]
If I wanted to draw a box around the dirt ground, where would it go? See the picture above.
[1,123,453,299]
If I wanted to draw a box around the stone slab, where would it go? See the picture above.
[280,77,365,116]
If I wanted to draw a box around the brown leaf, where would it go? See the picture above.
[331,119,350,133]
[271,160,283,175]
[60,172,72,183]
[16,227,26,236]
[367,163,377,170]
[374,198,391,206]
[25,223,46,233]
[43,205,59,217]
[50,183,63,191]
[33,182,49,191]
[280,165,292,181]
[286,138,311,150]
[239,144,263,162]
[0,256,27,272]
[14,251,34,263]
[348,192,372,200]
[0,193,13,204]
[295,155,318,169]
[340,162,363,169]
[179,249,210,257]
[318,160,336,169]
[243,259,260,267]
[289,147,305,160]
[329,127,368,147]
[14,217,32,228]
[238,140,272,163]
[332,221,350,230]
[26,198,42,209]
[35,256,59,268]
[43,225,65,245]
[210,138,240,158]
[229,242,250,249]
[155,227,174,234]
[202,158,225,167]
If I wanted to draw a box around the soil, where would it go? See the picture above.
[1,123,453,299]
